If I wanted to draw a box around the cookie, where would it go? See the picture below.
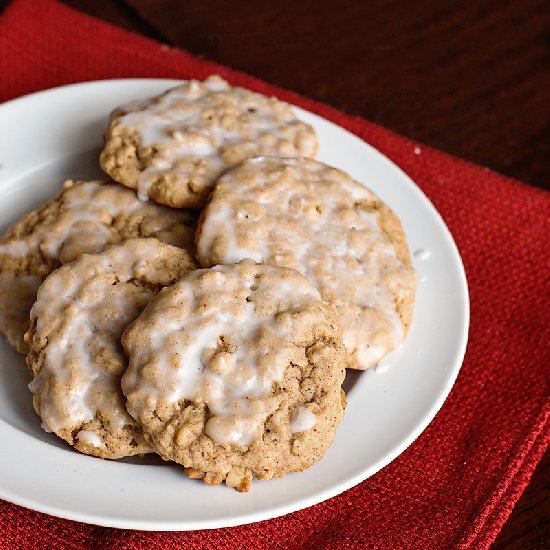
[0,273,42,355]
[0,179,197,353]
[26,238,198,459]
[100,75,317,209]
[121,261,345,491]
[196,157,417,370]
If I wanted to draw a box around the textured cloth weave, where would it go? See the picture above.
[0,0,548,548]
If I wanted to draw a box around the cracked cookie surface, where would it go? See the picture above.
[26,238,197,459]
[100,75,317,209]
[121,261,345,491]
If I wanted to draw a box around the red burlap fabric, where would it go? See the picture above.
[0,0,548,548]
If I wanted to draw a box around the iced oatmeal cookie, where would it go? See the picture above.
[196,158,417,370]
[121,261,345,491]
[100,75,317,209]
[26,238,197,459]
[0,179,197,353]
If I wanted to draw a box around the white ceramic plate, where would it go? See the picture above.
[0,80,469,530]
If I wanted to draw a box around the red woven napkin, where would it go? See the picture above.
[1,0,548,548]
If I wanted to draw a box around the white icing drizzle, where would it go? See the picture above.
[0,180,109,260]
[28,240,166,439]
[0,179,193,264]
[0,180,194,353]
[40,421,53,433]
[290,406,316,433]
[0,240,31,257]
[77,430,102,447]
[197,158,417,369]
[112,75,316,201]
[122,263,321,447]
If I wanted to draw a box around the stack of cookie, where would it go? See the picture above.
[0,75,417,491]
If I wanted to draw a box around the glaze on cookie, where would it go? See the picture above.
[0,179,197,353]
[121,261,346,491]
[26,238,197,459]
[100,75,317,208]
[196,158,417,370]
